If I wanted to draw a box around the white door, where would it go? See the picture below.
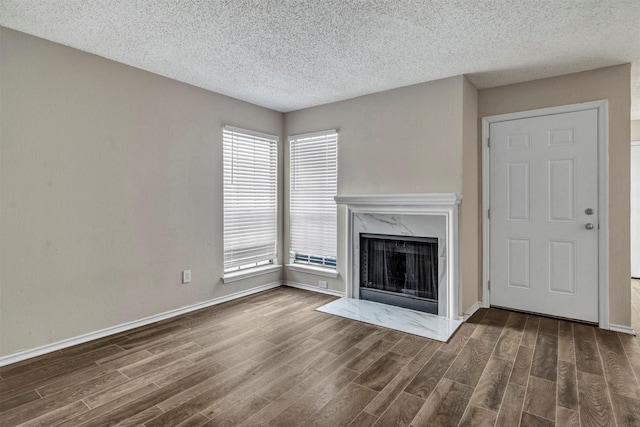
[489,109,599,322]
[632,143,640,278]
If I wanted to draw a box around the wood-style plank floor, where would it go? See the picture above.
[1,287,639,426]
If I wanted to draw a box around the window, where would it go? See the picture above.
[289,130,338,269]
[223,126,278,272]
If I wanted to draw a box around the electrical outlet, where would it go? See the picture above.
[318,280,328,289]
[182,270,191,284]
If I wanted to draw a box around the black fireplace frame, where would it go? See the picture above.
[359,233,439,314]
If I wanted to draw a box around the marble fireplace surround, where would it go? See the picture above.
[334,193,462,321]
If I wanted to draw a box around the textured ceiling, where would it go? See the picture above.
[1,1,639,118]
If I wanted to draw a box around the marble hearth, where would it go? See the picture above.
[317,193,463,342]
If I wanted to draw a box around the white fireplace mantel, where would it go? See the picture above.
[334,193,462,209]
[335,193,462,320]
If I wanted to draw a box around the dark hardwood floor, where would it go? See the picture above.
[1,287,639,426]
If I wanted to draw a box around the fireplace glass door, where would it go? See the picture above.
[360,234,438,313]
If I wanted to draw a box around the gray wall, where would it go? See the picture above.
[0,26,632,358]
[283,75,480,316]
[284,65,633,327]
[632,120,640,278]
[0,28,284,357]
[632,120,640,140]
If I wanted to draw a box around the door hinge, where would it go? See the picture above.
[487,137,490,147]
[488,280,491,290]
[488,209,490,219]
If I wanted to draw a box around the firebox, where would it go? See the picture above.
[359,233,439,314]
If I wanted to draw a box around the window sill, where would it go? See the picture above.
[223,264,282,284]
[286,263,339,278]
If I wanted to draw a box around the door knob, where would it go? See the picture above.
[585,223,595,230]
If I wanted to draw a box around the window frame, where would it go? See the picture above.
[288,129,338,273]
[222,125,279,278]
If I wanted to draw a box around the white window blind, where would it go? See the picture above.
[289,130,338,268]
[223,126,278,271]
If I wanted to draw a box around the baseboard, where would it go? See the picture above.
[283,281,345,297]
[463,302,482,321]
[609,324,637,335]
[0,281,282,367]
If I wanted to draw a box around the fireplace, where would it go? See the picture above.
[335,193,461,320]
[360,234,439,314]
[319,193,463,341]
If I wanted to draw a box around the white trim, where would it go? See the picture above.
[283,280,345,297]
[463,302,482,321]
[631,140,640,146]
[482,100,610,329]
[289,129,338,140]
[335,193,462,207]
[285,264,339,278]
[223,125,278,141]
[609,324,637,335]
[335,193,461,319]
[597,102,610,329]
[482,115,491,309]
[0,282,282,367]
[222,264,282,283]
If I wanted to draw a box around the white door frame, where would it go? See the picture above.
[482,100,609,329]
[632,141,640,278]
